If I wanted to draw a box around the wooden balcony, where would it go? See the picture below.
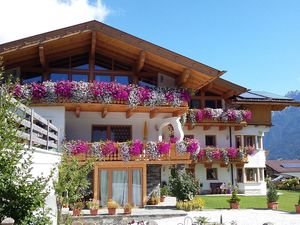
[198,156,249,168]
[33,102,189,119]
[74,143,192,164]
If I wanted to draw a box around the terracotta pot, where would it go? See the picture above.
[160,196,166,202]
[108,208,116,215]
[124,208,131,214]
[90,208,98,216]
[295,205,300,213]
[267,202,278,210]
[72,209,81,216]
[230,202,240,209]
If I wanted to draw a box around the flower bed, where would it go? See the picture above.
[182,108,252,125]
[63,138,200,161]
[13,81,190,107]
[197,146,257,164]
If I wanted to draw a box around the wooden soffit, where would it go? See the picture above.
[0,20,225,89]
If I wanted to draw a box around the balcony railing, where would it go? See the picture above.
[63,140,199,163]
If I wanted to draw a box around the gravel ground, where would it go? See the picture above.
[154,209,300,225]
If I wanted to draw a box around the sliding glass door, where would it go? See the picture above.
[112,170,128,205]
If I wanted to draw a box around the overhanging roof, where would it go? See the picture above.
[0,20,225,89]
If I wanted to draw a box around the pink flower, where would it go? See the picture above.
[102,141,117,156]
[14,84,22,98]
[170,136,179,143]
[55,80,74,98]
[180,90,190,102]
[197,149,206,159]
[157,142,170,154]
[129,139,143,156]
[227,147,238,158]
[226,109,237,121]
[32,83,46,99]
[212,149,221,160]
[243,110,252,122]
[196,110,204,122]
[203,108,213,120]
[186,138,200,154]
[70,141,89,155]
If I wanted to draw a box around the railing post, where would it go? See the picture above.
[29,108,34,148]
[46,120,49,151]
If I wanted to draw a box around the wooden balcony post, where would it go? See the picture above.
[29,108,34,148]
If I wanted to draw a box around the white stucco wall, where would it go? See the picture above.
[32,106,65,145]
[31,148,61,225]
[65,111,181,142]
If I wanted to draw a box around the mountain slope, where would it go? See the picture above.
[264,91,300,160]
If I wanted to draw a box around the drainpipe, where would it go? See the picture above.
[229,127,234,185]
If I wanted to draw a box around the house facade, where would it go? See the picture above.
[1,20,299,207]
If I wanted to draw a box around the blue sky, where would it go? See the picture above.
[102,0,300,95]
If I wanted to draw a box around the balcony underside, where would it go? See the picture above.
[32,103,189,118]
[186,121,247,131]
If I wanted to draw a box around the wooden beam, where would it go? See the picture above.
[102,107,108,118]
[136,50,146,72]
[223,90,235,99]
[75,106,80,118]
[172,110,183,117]
[202,82,214,92]
[176,68,191,86]
[203,125,211,130]
[39,46,46,68]
[89,31,96,82]
[150,108,158,119]
[234,126,243,131]
[126,108,134,118]
[188,123,194,130]
[219,125,226,131]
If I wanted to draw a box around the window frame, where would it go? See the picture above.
[243,135,256,148]
[245,168,258,182]
[91,125,132,142]
[206,168,218,180]
[205,135,217,147]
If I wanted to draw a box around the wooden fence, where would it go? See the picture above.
[11,98,59,150]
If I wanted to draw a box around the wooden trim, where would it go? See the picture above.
[136,50,146,72]
[75,106,80,118]
[149,108,158,119]
[128,168,133,205]
[126,108,134,118]
[102,107,108,118]
[89,31,96,82]
[176,68,191,86]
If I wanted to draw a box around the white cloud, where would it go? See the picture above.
[0,0,109,44]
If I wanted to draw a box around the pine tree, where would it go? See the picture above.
[0,59,51,225]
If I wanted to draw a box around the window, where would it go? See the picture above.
[206,168,218,180]
[50,73,68,81]
[205,135,216,147]
[244,135,256,147]
[245,168,258,182]
[72,74,88,82]
[257,136,262,149]
[92,125,131,142]
[236,168,243,183]
[115,76,130,85]
[259,168,264,181]
[204,99,222,108]
[235,135,242,148]
[95,75,111,82]
[22,73,42,84]
[190,99,201,109]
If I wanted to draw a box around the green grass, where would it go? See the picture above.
[199,190,300,212]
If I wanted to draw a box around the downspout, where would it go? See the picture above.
[229,127,234,185]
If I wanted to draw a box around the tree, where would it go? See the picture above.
[0,59,51,224]
[168,169,199,201]
[54,153,94,224]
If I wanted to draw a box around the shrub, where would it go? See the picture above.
[281,178,299,190]
[227,188,241,203]
[267,182,279,203]
[160,185,170,196]
[107,199,119,209]
[176,196,205,211]
[169,170,199,201]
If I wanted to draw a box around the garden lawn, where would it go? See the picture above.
[199,190,300,212]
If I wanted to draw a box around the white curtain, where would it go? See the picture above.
[100,170,108,207]
[112,170,128,205]
[132,169,142,206]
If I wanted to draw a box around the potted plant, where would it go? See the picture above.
[71,201,84,216]
[295,195,300,213]
[107,199,119,215]
[123,203,132,214]
[160,186,169,202]
[267,183,279,210]
[227,188,241,209]
[86,199,99,216]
